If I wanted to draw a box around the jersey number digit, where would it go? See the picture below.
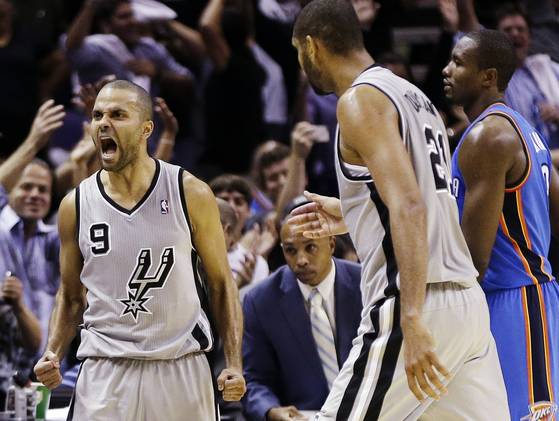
[542,164,550,196]
[424,125,450,192]
[90,223,110,255]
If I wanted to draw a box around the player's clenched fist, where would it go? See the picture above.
[34,351,62,390]
[217,367,246,401]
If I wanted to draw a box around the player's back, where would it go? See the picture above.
[335,65,478,306]
[452,102,555,291]
[75,159,213,359]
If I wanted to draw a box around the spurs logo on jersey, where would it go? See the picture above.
[119,247,175,321]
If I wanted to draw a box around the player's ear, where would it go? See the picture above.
[305,35,318,62]
[142,120,154,139]
[482,68,498,89]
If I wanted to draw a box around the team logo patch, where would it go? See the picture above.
[160,199,169,214]
[119,247,175,321]
[521,401,558,421]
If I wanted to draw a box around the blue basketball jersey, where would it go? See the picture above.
[451,102,555,291]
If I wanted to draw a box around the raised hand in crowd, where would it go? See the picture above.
[233,251,256,289]
[1,273,42,352]
[438,0,459,33]
[0,100,65,192]
[75,75,116,118]
[154,97,179,162]
[241,214,279,259]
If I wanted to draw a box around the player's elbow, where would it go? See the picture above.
[393,195,427,224]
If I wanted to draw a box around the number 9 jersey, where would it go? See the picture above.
[451,102,555,292]
[334,65,478,307]
[75,159,213,360]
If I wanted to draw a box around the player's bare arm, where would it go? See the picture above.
[34,190,87,389]
[458,116,521,281]
[549,163,559,237]
[182,173,246,402]
[337,84,449,402]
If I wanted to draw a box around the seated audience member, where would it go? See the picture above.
[217,198,269,300]
[242,217,362,421]
[0,100,64,345]
[65,0,193,97]
[0,272,42,408]
[210,174,253,232]
[250,141,290,215]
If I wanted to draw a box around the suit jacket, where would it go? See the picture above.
[242,258,362,421]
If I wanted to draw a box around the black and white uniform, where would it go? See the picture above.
[68,159,218,421]
[317,66,510,420]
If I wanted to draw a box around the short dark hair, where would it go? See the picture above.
[465,29,517,92]
[495,3,531,29]
[100,79,153,120]
[293,0,364,56]
[251,141,290,190]
[96,0,130,21]
[216,197,238,229]
[209,174,252,205]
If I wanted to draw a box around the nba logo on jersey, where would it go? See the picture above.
[160,199,169,214]
[521,401,558,421]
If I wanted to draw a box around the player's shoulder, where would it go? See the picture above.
[180,169,213,199]
[466,114,519,153]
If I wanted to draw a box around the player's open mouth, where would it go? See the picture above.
[99,136,118,159]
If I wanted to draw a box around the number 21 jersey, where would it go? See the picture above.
[75,159,213,360]
[334,65,478,307]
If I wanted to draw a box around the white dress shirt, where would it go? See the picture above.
[297,260,336,336]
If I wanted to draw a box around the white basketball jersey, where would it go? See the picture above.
[76,159,213,359]
[335,65,477,307]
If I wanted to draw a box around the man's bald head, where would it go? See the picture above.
[99,80,153,121]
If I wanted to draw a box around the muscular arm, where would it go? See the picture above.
[183,174,242,369]
[46,191,86,360]
[199,0,230,71]
[457,118,518,281]
[337,86,428,322]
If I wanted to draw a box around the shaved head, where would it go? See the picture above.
[99,80,153,120]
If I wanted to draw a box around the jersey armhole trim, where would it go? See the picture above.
[75,185,81,240]
[485,111,532,192]
[178,168,195,242]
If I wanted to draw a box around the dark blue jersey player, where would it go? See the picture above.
[444,30,559,421]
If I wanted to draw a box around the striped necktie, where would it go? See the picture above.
[309,288,339,389]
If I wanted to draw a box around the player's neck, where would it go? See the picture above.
[105,155,156,197]
[332,51,375,97]
[464,92,503,121]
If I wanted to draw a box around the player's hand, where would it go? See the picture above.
[34,351,62,390]
[25,100,65,150]
[1,275,24,309]
[267,406,306,421]
[287,191,347,238]
[217,367,246,401]
[402,317,450,402]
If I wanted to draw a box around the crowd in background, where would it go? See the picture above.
[1,0,559,419]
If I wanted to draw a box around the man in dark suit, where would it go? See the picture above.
[242,220,362,421]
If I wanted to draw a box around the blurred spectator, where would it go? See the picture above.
[496,4,559,165]
[216,197,269,301]
[64,0,194,97]
[0,273,42,408]
[250,141,290,215]
[210,174,253,231]
[242,219,362,421]
[304,90,339,196]
[0,0,65,156]
[0,100,65,346]
[377,52,416,84]
[199,0,287,175]
[352,0,393,58]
